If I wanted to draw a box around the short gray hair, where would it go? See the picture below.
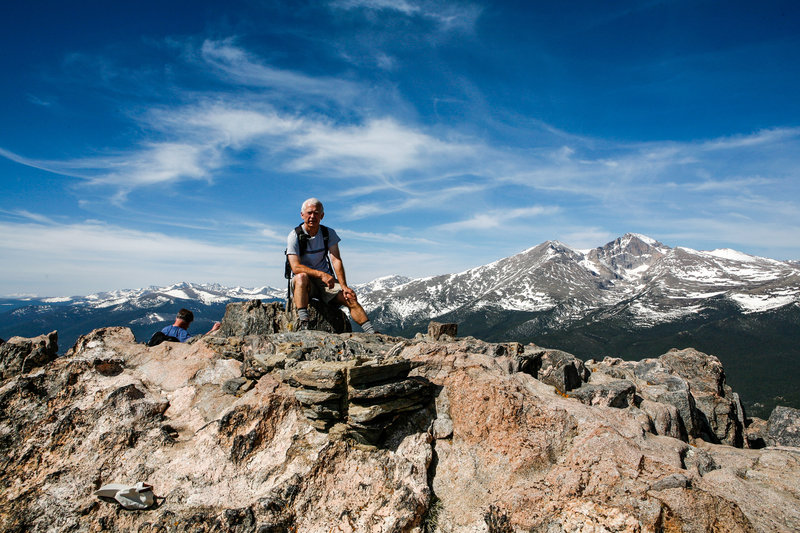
[301,198,324,213]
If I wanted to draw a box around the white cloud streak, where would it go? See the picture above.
[435,205,561,232]
[289,118,473,176]
[200,39,361,105]
[0,220,277,296]
[329,0,482,33]
[331,0,421,15]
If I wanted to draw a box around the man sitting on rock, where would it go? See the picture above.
[161,308,220,342]
[286,198,376,333]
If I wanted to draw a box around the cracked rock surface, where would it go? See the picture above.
[1,305,799,532]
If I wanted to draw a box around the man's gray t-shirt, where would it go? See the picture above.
[286,225,341,275]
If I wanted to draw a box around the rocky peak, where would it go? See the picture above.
[1,303,799,532]
[586,233,668,278]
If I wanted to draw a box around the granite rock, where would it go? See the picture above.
[1,314,798,532]
[587,349,746,446]
[768,406,800,447]
[427,321,457,340]
[0,330,58,379]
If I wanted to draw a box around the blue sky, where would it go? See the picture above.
[1,0,799,296]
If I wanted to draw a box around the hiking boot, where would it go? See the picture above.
[295,319,309,331]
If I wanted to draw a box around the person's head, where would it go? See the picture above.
[175,308,194,327]
[300,198,324,229]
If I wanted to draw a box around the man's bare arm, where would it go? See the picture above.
[288,254,335,287]
[328,244,357,301]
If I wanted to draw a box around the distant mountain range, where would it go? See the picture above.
[0,283,284,354]
[359,234,800,418]
[2,234,798,417]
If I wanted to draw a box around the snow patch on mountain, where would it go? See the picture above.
[94,298,130,309]
[130,313,167,325]
[42,297,73,303]
[730,294,797,313]
[708,249,761,262]
[628,233,659,246]
[630,301,705,325]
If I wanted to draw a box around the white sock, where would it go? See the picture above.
[361,320,375,333]
[297,308,309,321]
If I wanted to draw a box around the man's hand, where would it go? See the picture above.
[341,286,357,302]
[320,272,336,289]
[206,321,221,336]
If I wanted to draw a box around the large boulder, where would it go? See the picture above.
[660,348,745,447]
[584,349,746,447]
[519,346,590,393]
[292,298,353,334]
[217,299,287,337]
[427,321,457,340]
[0,330,58,379]
[767,406,800,447]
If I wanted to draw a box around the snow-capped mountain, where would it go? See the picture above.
[360,233,800,330]
[0,282,285,354]
[40,282,284,309]
[357,234,800,418]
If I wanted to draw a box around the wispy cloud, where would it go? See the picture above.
[683,177,774,192]
[260,226,288,242]
[148,104,302,147]
[329,0,482,33]
[0,209,57,225]
[199,39,361,106]
[698,127,800,152]
[338,228,437,245]
[26,94,53,107]
[289,117,473,176]
[559,228,618,250]
[331,0,421,16]
[88,142,210,187]
[346,181,492,220]
[663,216,800,255]
[435,205,561,232]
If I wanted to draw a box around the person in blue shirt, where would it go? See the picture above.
[161,308,220,342]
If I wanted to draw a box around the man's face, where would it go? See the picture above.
[301,204,324,229]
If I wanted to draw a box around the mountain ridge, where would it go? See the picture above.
[357,233,800,417]
[2,234,798,417]
[360,233,799,328]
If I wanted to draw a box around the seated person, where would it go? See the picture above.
[161,308,220,342]
[286,197,375,333]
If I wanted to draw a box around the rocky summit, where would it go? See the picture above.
[1,301,800,532]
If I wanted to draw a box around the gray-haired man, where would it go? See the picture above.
[286,198,376,333]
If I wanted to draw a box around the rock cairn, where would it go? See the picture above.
[285,356,434,444]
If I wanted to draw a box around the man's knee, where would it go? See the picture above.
[293,273,310,288]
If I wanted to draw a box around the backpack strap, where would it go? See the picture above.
[320,225,330,253]
[296,224,329,256]
[320,225,332,273]
[285,225,332,280]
